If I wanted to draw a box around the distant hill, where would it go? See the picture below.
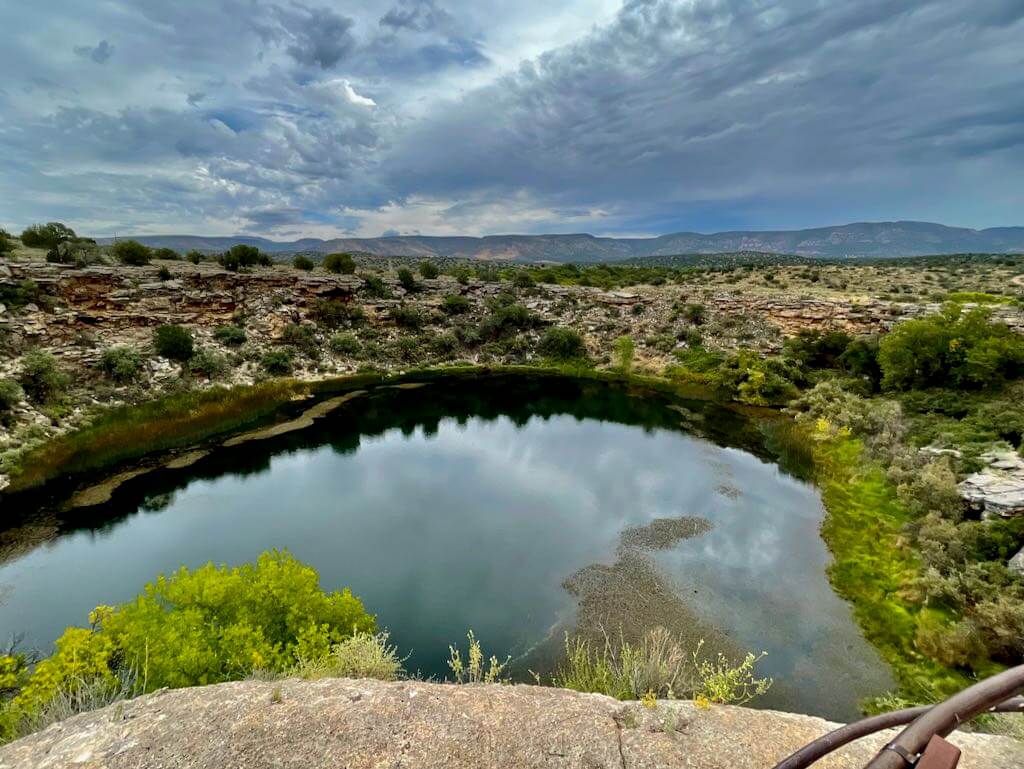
[97,221,1024,262]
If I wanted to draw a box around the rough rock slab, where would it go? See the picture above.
[1,679,1021,769]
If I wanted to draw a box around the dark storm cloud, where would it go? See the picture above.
[370,0,1024,231]
[73,40,114,64]
[1,0,1023,236]
[240,206,307,230]
[278,4,357,69]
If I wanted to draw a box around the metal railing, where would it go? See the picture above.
[772,664,1024,769]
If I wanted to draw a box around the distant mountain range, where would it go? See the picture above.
[97,221,1024,262]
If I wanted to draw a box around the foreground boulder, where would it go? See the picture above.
[0,678,1020,769]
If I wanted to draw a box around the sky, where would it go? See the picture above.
[1,0,1022,239]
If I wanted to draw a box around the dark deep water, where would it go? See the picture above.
[0,375,893,720]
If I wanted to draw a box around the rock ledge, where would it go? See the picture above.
[1,678,1020,769]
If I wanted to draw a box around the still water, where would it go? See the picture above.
[0,375,892,719]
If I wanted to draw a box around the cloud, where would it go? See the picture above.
[376,0,1024,231]
[380,0,454,33]
[73,39,114,63]
[2,0,1023,238]
[277,4,356,69]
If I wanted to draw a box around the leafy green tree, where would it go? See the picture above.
[186,250,204,264]
[18,351,70,404]
[418,261,439,279]
[293,254,315,271]
[20,223,76,250]
[0,229,13,255]
[218,244,269,271]
[152,247,179,261]
[98,347,144,384]
[783,329,853,369]
[112,240,152,266]
[323,252,356,274]
[878,306,1024,390]
[153,325,194,362]
[839,336,882,389]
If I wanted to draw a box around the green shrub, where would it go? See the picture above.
[98,347,144,384]
[111,240,152,266]
[783,329,853,369]
[18,351,70,403]
[613,336,635,372]
[153,325,194,362]
[292,254,315,271]
[329,333,362,356]
[390,336,421,361]
[361,275,391,298]
[0,230,13,255]
[442,295,471,315]
[297,631,404,681]
[538,328,587,361]
[397,268,418,293]
[0,379,23,418]
[391,305,423,329]
[323,252,356,274]
[430,333,459,356]
[447,631,509,685]
[418,261,439,279]
[681,303,706,325]
[512,271,535,289]
[553,629,770,704]
[156,266,172,281]
[152,247,179,261]
[45,240,102,267]
[261,350,293,375]
[477,301,534,341]
[189,348,229,379]
[213,325,247,346]
[20,223,76,250]
[311,299,364,329]
[0,551,373,739]
[280,324,319,357]
[0,280,43,311]
[186,250,203,264]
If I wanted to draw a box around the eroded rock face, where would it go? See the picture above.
[959,450,1024,519]
[0,678,1020,769]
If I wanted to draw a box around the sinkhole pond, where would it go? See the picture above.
[0,373,893,720]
